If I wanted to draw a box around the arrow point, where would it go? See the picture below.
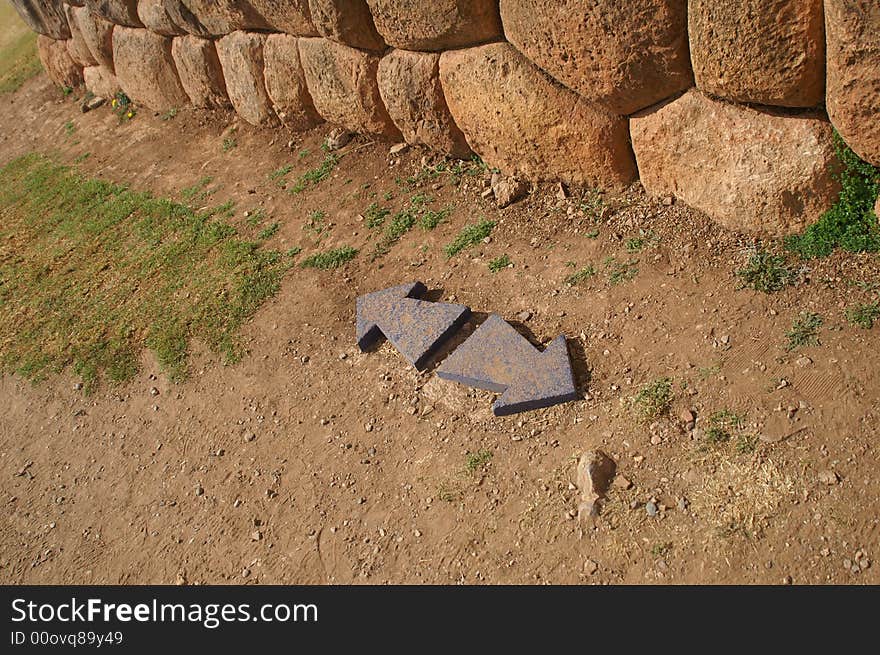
[356,282,426,350]
[493,335,578,416]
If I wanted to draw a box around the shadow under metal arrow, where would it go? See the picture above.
[436,314,578,416]
[356,282,471,370]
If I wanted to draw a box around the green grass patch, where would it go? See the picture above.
[605,257,639,285]
[269,164,294,183]
[705,410,743,445]
[364,202,390,229]
[465,450,493,473]
[300,246,358,270]
[419,206,451,230]
[785,133,880,259]
[846,302,880,330]
[257,222,280,240]
[290,153,340,194]
[0,154,292,389]
[785,312,823,351]
[564,264,596,286]
[631,378,673,421]
[444,218,495,257]
[488,254,511,273]
[0,4,40,94]
[736,248,795,293]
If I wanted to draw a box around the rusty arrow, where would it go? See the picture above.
[436,314,578,416]
[356,282,471,370]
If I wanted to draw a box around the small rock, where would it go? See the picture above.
[73,383,83,391]
[325,127,353,151]
[677,497,689,511]
[241,568,251,578]
[556,182,569,200]
[491,172,528,208]
[583,559,598,575]
[81,96,106,112]
[679,408,695,428]
[194,484,204,496]
[251,530,262,541]
[244,432,256,442]
[650,434,662,445]
[576,450,616,520]
[389,142,408,155]
[480,187,494,199]
[365,423,373,432]
[150,387,159,396]
[662,195,675,206]
[646,501,658,517]
[516,310,532,322]
[175,572,187,585]
[796,356,813,368]
[300,355,310,364]
[818,469,839,485]
[613,475,632,490]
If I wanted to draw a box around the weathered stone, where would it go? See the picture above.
[64,5,97,67]
[689,0,825,108]
[9,0,70,39]
[72,6,114,71]
[630,90,840,236]
[215,31,278,126]
[299,37,401,139]
[263,34,322,130]
[500,0,692,116]
[249,1,316,35]
[308,0,385,51]
[137,0,185,36]
[37,36,83,87]
[84,1,142,27]
[162,1,259,37]
[83,64,120,97]
[576,450,616,519]
[439,42,636,187]
[377,49,470,158]
[171,35,229,108]
[112,27,188,110]
[490,172,527,208]
[825,0,880,166]
[365,0,501,51]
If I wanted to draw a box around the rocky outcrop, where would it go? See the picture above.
[37,35,83,87]
[83,64,120,97]
[378,49,470,158]
[365,0,502,51]
[689,0,825,108]
[112,26,188,110]
[299,37,401,138]
[630,90,840,235]
[440,42,636,187]
[9,0,70,39]
[71,6,115,71]
[263,34,322,129]
[171,35,229,108]
[215,31,278,126]
[825,0,880,166]
[499,0,692,116]
[308,0,385,51]
[84,1,142,27]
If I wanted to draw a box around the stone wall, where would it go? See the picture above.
[15,0,880,236]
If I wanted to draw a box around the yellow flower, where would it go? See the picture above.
[126,111,133,118]
[111,98,117,108]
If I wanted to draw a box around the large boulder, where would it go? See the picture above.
[9,1,70,39]
[439,42,636,187]
[171,35,229,108]
[825,0,880,166]
[215,31,278,126]
[83,64,120,97]
[378,49,470,158]
[308,0,384,51]
[112,26,188,110]
[499,0,692,116]
[137,0,185,35]
[37,35,83,87]
[84,1,142,27]
[689,0,825,108]
[299,37,401,139]
[263,34,322,130]
[63,4,98,67]
[162,1,259,37]
[71,6,115,71]
[365,0,501,51]
[248,1,316,35]
[630,90,840,236]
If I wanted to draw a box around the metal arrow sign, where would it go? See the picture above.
[436,314,578,416]
[356,282,471,370]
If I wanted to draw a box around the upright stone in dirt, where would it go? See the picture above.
[576,450,616,519]
[63,4,97,67]
[825,0,880,166]
[308,0,385,51]
[137,0,185,36]
[263,34,322,130]
[689,0,825,108]
[71,6,115,72]
[248,0,317,35]
[365,0,501,51]
[378,49,471,158]
[37,35,83,88]
[9,0,70,40]
[630,90,840,236]
[439,42,636,188]
[83,64,120,98]
[499,0,692,116]
[299,37,401,139]
[83,0,142,27]
[171,36,230,109]
[215,31,278,126]
[112,27,188,111]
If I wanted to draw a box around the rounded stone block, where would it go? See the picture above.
[365,0,501,51]
[64,4,98,67]
[439,42,636,188]
[84,1,143,27]
[630,90,840,236]
[298,37,401,139]
[72,6,115,72]
[378,49,470,158]
[137,0,185,36]
[308,0,385,51]
[112,26,189,110]
[171,35,230,108]
[83,64,120,97]
[688,0,825,108]
[215,31,279,126]
[500,0,692,116]
[263,34,322,130]
[248,1,317,35]
[37,35,83,87]
[9,0,71,40]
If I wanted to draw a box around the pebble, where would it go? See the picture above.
[613,475,632,490]
[677,497,689,511]
[796,356,813,368]
[583,559,598,575]
[818,469,839,485]
[389,142,408,155]
[73,383,83,391]
[150,387,159,396]
[645,501,658,517]
[194,485,204,496]
[517,310,532,322]
[244,432,256,442]
[241,568,251,578]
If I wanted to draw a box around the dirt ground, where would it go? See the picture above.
[1,75,878,585]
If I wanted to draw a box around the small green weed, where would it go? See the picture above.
[705,410,743,445]
[488,254,511,273]
[465,450,493,473]
[631,378,673,421]
[258,222,279,240]
[290,153,339,194]
[846,302,880,329]
[444,218,495,257]
[785,312,823,351]
[364,202,390,229]
[564,264,596,286]
[300,246,358,270]
[736,248,795,293]
[606,258,639,285]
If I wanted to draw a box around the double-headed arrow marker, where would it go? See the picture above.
[356,282,471,370]
[436,314,578,416]
[356,282,579,416]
